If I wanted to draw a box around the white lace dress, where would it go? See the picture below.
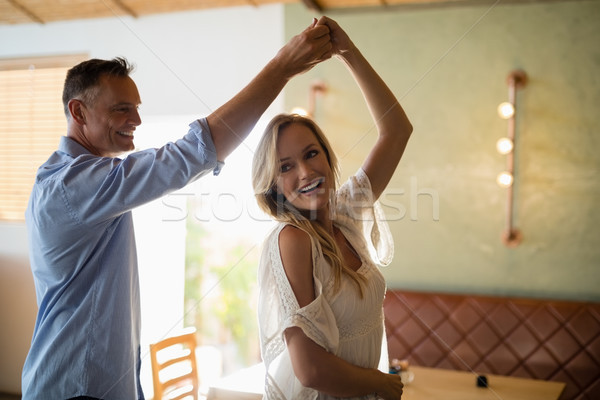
[258,168,394,400]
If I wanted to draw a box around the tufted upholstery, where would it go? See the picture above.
[383,290,600,400]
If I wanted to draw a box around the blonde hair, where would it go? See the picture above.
[251,113,365,297]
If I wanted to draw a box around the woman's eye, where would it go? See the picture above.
[306,150,318,159]
[280,164,291,173]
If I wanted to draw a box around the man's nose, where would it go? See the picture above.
[130,109,142,126]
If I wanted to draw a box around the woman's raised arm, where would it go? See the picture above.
[318,17,413,199]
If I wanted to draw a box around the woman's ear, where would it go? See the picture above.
[68,99,86,125]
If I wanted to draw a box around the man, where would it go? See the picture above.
[22,18,332,400]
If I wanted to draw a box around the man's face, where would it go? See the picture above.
[81,74,142,157]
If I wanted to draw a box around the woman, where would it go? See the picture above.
[251,17,413,400]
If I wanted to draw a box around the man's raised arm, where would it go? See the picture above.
[206,18,332,161]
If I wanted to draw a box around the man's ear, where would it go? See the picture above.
[68,99,86,125]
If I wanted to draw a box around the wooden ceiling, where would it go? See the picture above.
[0,0,468,25]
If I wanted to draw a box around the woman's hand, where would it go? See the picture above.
[376,372,404,400]
[274,18,333,79]
[316,16,355,58]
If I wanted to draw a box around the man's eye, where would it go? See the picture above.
[114,106,131,113]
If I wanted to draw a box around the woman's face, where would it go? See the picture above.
[275,122,333,220]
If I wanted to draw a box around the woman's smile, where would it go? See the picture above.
[298,177,325,194]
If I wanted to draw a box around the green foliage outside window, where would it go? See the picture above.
[184,200,261,373]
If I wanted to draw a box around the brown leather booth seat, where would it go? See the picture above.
[383,290,600,400]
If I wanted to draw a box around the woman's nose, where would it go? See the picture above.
[298,161,311,178]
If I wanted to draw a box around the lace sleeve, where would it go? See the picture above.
[257,224,339,399]
[335,168,394,266]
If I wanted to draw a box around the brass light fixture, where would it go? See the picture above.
[290,80,327,117]
[497,69,527,247]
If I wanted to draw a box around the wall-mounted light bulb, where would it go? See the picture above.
[496,137,514,155]
[290,107,309,117]
[496,171,514,188]
[497,102,515,119]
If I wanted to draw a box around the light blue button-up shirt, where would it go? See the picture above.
[22,118,221,399]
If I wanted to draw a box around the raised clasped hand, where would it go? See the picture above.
[315,16,354,58]
[277,17,333,78]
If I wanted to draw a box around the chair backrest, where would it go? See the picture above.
[150,328,199,400]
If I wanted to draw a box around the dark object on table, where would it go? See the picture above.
[476,375,488,388]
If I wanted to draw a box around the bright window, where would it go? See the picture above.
[133,115,277,395]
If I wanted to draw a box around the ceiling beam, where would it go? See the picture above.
[301,0,323,12]
[112,0,139,18]
[7,0,44,24]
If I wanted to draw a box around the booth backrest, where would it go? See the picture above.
[383,290,600,400]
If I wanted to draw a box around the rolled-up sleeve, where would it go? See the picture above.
[54,117,225,224]
[188,118,224,176]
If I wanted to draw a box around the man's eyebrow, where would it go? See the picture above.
[279,143,317,162]
[111,102,141,108]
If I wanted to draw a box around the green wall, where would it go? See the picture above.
[284,1,600,301]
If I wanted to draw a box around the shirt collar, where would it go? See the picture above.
[59,136,94,158]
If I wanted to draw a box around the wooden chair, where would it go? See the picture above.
[150,328,200,400]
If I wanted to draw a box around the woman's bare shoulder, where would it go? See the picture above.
[278,225,315,306]
[278,225,312,262]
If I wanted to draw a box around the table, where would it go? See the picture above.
[403,366,565,400]
[206,362,263,400]
[206,363,565,400]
